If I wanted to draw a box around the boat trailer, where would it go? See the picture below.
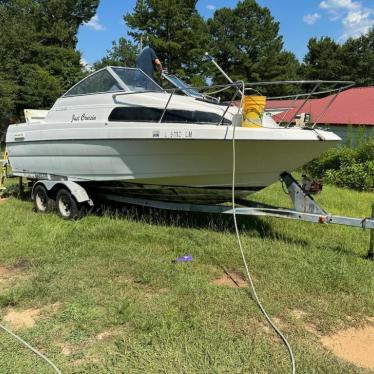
[94,173,374,259]
[1,171,373,259]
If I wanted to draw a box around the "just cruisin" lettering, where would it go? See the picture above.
[71,113,97,122]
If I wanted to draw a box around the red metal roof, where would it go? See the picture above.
[266,87,374,126]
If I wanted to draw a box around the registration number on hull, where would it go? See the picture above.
[152,130,193,139]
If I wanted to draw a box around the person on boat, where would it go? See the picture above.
[136,39,163,82]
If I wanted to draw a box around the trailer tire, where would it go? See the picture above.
[33,185,55,213]
[56,189,83,220]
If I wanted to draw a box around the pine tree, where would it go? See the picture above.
[0,74,16,136]
[94,38,139,69]
[33,0,101,48]
[302,37,343,81]
[207,0,300,95]
[124,0,210,84]
[0,0,99,131]
[301,29,374,86]
[340,29,374,86]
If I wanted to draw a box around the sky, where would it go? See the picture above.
[77,0,374,66]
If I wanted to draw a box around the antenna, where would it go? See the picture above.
[205,52,234,84]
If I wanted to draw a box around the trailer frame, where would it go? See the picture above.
[3,172,374,258]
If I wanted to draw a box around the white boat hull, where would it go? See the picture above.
[6,122,340,202]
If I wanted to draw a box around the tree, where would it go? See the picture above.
[301,29,374,86]
[340,28,374,86]
[207,0,300,95]
[94,38,138,69]
[124,0,210,85]
[0,74,16,137]
[301,37,343,81]
[0,0,99,132]
[32,0,101,48]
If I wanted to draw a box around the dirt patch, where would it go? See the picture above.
[271,317,288,331]
[3,308,41,329]
[0,261,29,293]
[43,302,62,316]
[0,260,28,279]
[97,331,113,341]
[0,266,17,281]
[0,198,8,204]
[304,323,319,336]
[291,309,307,320]
[321,325,374,369]
[0,265,27,291]
[0,264,26,280]
[55,341,83,357]
[211,272,248,288]
[61,346,72,356]
[96,325,129,342]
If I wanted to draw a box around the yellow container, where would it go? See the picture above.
[242,95,266,128]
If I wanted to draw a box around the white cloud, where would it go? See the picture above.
[303,13,321,25]
[341,8,373,38]
[319,0,360,10]
[84,14,105,31]
[326,9,344,21]
[318,0,373,39]
[80,58,93,72]
[206,4,216,11]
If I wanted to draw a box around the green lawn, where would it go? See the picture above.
[0,180,373,373]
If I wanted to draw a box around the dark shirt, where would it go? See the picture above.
[136,47,158,78]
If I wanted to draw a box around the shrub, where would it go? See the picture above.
[356,140,374,163]
[324,161,374,191]
[303,139,374,191]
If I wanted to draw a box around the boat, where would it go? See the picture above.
[5,66,345,203]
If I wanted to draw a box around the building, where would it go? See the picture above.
[266,87,374,145]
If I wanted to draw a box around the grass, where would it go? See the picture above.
[0,179,373,373]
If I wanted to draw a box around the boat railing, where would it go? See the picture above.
[161,80,354,128]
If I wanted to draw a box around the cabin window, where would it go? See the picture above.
[108,107,230,124]
[65,70,123,97]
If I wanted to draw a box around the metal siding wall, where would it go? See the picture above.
[320,125,373,147]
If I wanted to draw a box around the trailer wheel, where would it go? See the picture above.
[33,185,55,213]
[56,189,83,220]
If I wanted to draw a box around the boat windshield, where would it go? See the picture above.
[112,67,163,93]
[64,67,163,97]
[163,73,204,99]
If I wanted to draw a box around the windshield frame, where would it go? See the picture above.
[63,66,164,98]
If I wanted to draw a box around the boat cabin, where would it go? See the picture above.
[42,67,232,125]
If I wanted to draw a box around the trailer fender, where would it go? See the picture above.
[32,181,93,205]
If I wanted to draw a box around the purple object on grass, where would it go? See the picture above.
[175,255,193,263]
